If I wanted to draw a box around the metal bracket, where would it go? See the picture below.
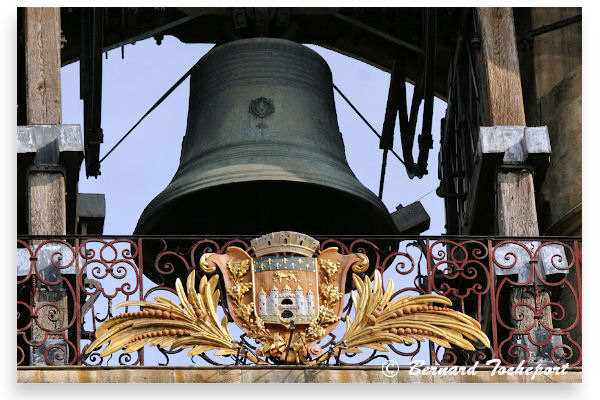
[30,138,64,173]
[479,126,551,189]
[495,163,535,175]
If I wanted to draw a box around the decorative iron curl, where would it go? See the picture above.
[498,337,531,366]
[32,300,69,333]
[429,240,491,298]
[435,348,458,366]
[118,350,141,366]
[154,240,193,279]
[319,239,350,255]
[44,343,67,365]
[554,335,582,367]
[334,348,390,366]
[388,339,422,358]
[82,349,104,366]
[17,344,26,366]
[535,241,576,272]
[491,240,533,271]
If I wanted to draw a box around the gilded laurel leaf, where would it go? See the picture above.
[85,271,242,360]
[324,270,491,361]
[304,255,345,343]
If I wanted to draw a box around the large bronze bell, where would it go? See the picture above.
[135,38,398,283]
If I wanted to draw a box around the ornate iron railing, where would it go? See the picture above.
[16,235,581,368]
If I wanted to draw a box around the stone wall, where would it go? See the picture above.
[516,7,582,235]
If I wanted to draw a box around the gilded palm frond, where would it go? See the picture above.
[332,270,490,356]
[84,270,255,360]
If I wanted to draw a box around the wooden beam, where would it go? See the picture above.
[24,6,65,235]
[24,7,62,125]
[496,170,539,236]
[476,7,526,126]
[27,173,67,235]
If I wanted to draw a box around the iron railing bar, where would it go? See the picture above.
[487,239,500,361]
[138,237,145,366]
[76,238,82,365]
[17,234,582,368]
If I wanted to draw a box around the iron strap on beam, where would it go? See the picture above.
[378,59,404,198]
[80,8,104,177]
[518,13,581,47]
[415,8,437,178]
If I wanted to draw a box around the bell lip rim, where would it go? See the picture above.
[133,179,399,236]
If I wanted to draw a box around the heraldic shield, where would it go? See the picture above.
[198,231,369,363]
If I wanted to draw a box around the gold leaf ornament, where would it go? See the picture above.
[314,270,491,362]
[85,270,239,359]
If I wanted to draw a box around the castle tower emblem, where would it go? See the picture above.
[250,232,320,324]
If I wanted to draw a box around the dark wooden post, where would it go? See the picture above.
[476,7,555,364]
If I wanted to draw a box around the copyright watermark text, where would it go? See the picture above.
[381,359,569,380]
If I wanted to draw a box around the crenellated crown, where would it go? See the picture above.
[251,231,319,257]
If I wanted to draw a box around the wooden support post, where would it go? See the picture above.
[476,7,555,364]
[23,7,69,365]
[476,7,526,127]
[24,7,62,125]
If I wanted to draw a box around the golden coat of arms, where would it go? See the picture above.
[199,231,370,362]
[86,231,490,364]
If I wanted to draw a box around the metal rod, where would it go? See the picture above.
[99,56,206,163]
[332,83,406,166]
[521,14,581,40]
[102,8,215,53]
[322,8,424,55]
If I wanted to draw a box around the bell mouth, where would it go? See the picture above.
[135,180,397,236]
